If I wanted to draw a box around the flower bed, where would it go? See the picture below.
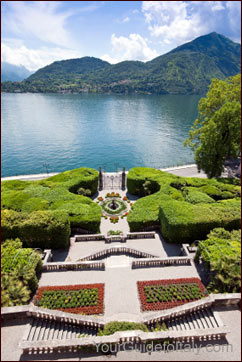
[105,192,121,198]
[137,278,206,311]
[33,284,104,315]
[110,216,119,224]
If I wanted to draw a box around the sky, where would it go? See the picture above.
[1,1,241,71]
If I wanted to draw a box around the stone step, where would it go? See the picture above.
[26,318,96,342]
[160,307,223,332]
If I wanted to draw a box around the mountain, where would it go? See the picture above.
[1,62,32,82]
[28,57,110,81]
[1,33,241,95]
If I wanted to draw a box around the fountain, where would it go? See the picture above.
[108,199,119,210]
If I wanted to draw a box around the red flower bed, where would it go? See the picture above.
[137,278,206,312]
[33,283,104,315]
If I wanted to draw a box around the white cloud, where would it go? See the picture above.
[142,1,206,44]
[142,1,241,46]
[123,17,130,23]
[3,1,74,47]
[226,1,242,41]
[1,43,81,71]
[101,54,119,64]
[101,33,158,63]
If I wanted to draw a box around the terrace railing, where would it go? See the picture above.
[132,256,192,269]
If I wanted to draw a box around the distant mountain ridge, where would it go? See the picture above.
[1,62,32,82]
[2,32,241,95]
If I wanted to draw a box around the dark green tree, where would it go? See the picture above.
[184,74,241,178]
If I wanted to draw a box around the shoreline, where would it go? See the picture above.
[1,164,208,181]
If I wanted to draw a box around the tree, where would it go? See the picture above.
[184,74,241,178]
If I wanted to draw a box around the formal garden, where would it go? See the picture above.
[1,166,241,311]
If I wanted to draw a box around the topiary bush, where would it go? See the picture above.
[183,187,215,204]
[127,167,241,243]
[1,168,101,246]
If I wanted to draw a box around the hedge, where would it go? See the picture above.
[159,200,241,243]
[1,209,70,249]
[127,167,241,243]
[44,167,98,195]
[183,187,215,204]
[1,168,101,245]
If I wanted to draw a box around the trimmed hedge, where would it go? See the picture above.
[44,167,98,195]
[1,209,70,249]
[127,167,241,243]
[1,168,101,247]
[183,187,215,204]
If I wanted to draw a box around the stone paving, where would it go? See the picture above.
[40,181,199,320]
[52,232,181,262]
[39,259,199,319]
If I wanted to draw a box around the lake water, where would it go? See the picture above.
[1,93,202,176]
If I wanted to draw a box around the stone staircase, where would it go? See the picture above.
[25,317,98,342]
[18,303,228,353]
[163,307,222,332]
[24,306,222,345]
[79,245,158,262]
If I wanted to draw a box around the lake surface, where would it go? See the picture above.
[1,93,202,177]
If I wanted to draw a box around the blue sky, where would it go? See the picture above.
[1,1,241,71]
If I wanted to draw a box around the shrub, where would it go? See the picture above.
[195,228,241,293]
[98,321,149,336]
[1,239,42,307]
[77,188,92,197]
[108,230,122,235]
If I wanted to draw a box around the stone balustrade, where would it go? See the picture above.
[26,304,105,328]
[74,234,105,242]
[42,260,105,271]
[132,256,192,269]
[80,246,158,261]
[19,326,229,353]
[126,232,156,239]
[105,235,126,243]
[43,249,53,263]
